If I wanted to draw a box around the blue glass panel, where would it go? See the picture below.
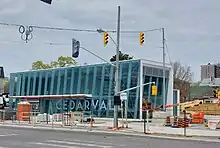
[120,63,129,91]
[80,67,87,93]
[32,72,37,95]
[77,68,82,93]
[44,72,49,95]
[46,71,52,95]
[143,75,150,98]
[26,73,31,95]
[59,69,65,94]
[50,70,55,95]
[72,68,79,93]
[94,66,102,96]
[53,70,59,94]
[66,68,72,94]
[63,69,68,94]
[35,72,40,95]
[84,67,89,93]
[87,67,94,94]
[40,72,46,95]
[103,66,111,96]
[28,73,34,95]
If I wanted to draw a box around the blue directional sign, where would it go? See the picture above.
[72,38,80,58]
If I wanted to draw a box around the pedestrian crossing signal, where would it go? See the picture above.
[151,85,157,96]
[104,32,109,47]
[139,32,144,45]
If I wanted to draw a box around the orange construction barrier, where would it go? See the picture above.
[17,102,31,121]
[191,112,204,124]
[178,118,189,128]
[172,116,178,128]
[178,118,184,128]
[185,118,189,127]
[164,116,171,126]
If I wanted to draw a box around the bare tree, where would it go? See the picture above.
[173,61,193,102]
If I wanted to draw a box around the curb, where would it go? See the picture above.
[0,124,220,142]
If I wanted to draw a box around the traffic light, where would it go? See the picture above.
[114,95,121,106]
[104,32,109,46]
[139,32,144,45]
[151,85,157,96]
[40,0,52,4]
[72,38,80,58]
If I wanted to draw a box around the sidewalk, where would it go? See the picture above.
[1,120,220,139]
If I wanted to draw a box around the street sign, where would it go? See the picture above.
[120,93,127,101]
[72,38,80,58]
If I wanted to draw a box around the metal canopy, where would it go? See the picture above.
[9,94,93,100]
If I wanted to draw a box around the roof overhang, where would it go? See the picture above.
[9,94,93,100]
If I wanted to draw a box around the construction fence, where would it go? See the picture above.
[0,110,98,129]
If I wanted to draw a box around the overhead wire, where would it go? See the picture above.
[0,21,162,33]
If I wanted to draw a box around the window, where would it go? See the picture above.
[59,70,65,94]
[47,72,52,95]
[66,68,72,94]
[35,73,39,95]
[29,74,34,95]
[80,67,87,93]
[103,66,111,96]
[87,67,94,94]
[53,70,59,95]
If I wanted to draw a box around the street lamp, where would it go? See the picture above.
[97,29,118,47]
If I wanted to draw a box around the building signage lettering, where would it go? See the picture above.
[53,99,113,111]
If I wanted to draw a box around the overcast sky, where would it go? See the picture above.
[0,0,220,81]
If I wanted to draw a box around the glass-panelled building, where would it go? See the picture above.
[9,59,173,119]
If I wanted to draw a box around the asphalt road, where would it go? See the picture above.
[0,127,219,148]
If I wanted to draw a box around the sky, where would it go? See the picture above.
[0,0,220,82]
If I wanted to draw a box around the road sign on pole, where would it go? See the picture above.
[120,93,127,101]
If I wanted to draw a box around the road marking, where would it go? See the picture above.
[29,142,79,148]
[0,134,19,137]
[47,140,112,148]
[0,146,8,148]
[72,139,114,145]
[69,139,126,147]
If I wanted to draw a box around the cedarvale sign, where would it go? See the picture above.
[49,99,115,111]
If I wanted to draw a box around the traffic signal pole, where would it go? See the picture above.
[162,28,166,111]
[114,5,121,129]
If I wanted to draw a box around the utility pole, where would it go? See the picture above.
[162,28,166,110]
[114,6,121,128]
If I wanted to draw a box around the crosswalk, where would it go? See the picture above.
[28,139,121,148]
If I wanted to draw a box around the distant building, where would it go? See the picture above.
[0,66,5,93]
[200,63,220,81]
